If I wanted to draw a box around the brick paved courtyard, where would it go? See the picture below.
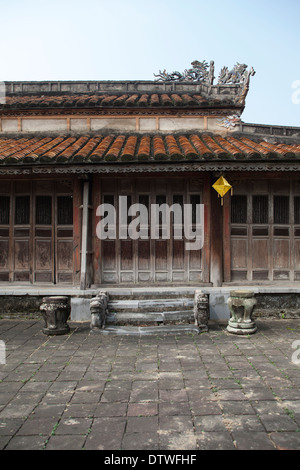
[0,318,300,451]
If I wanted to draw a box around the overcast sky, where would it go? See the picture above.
[0,0,299,126]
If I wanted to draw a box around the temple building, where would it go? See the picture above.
[0,61,300,322]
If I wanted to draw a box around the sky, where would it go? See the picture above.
[0,0,299,126]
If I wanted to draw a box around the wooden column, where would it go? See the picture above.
[223,191,231,282]
[93,175,102,285]
[80,180,89,290]
[73,178,82,285]
[202,174,211,283]
[210,176,223,287]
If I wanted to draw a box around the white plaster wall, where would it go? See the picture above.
[159,117,205,131]
[22,118,67,132]
[139,118,156,131]
[70,118,88,132]
[91,118,136,131]
[1,119,18,132]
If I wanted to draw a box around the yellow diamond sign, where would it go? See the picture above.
[212,176,232,198]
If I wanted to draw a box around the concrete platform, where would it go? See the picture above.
[1,284,300,322]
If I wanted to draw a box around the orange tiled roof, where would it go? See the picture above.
[0,134,299,164]
[0,93,224,110]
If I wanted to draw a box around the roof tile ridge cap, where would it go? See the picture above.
[189,134,214,155]
[41,136,78,158]
[90,135,114,159]
[165,134,182,158]
[28,135,66,159]
[277,141,300,152]
[240,136,274,155]
[177,134,198,158]
[73,135,103,160]
[0,137,33,157]
[58,135,91,156]
[136,135,151,160]
[213,134,244,156]
[208,134,235,156]
[201,133,228,155]
[227,135,261,156]
[259,140,287,155]
[121,135,138,159]
[44,135,76,155]
[8,137,51,160]
[105,135,126,160]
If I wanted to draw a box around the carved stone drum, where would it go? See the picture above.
[40,296,70,335]
[227,290,257,335]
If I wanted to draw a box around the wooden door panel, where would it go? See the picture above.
[294,240,300,269]
[35,240,52,270]
[57,240,73,270]
[173,239,184,269]
[273,239,290,268]
[120,240,133,270]
[102,240,116,270]
[252,239,269,269]
[231,239,248,269]
[155,240,167,270]
[14,240,29,269]
[138,240,150,270]
[0,240,9,269]
[189,246,201,269]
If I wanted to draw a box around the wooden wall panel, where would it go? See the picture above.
[231,239,248,269]
[273,239,290,269]
[252,239,269,269]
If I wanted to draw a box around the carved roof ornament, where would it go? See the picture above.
[217,114,242,130]
[154,60,255,106]
[154,60,215,84]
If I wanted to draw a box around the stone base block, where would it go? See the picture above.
[227,320,257,335]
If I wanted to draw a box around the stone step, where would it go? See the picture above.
[107,288,196,301]
[92,324,200,336]
[108,298,194,313]
[89,289,208,333]
[106,310,194,325]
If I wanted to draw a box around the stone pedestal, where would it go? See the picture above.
[194,290,209,332]
[227,290,257,335]
[40,296,70,335]
[90,291,108,330]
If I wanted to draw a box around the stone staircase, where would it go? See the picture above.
[93,288,203,335]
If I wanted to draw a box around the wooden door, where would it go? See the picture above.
[0,180,73,284]
[99,177,204,284]
[0,185,11,282]
[34,194,54,282]
[230,179,299,282]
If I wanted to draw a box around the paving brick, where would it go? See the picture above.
[126,416,159,434]
[127,403,158,416]
[54,417,93,435]
[16,417,57,436]
[0,318,300,450]
[196,431,235,450]
[233,431,276,450]
[270,432,300,450]
[45,434,86,450]
[4,435,47,450]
